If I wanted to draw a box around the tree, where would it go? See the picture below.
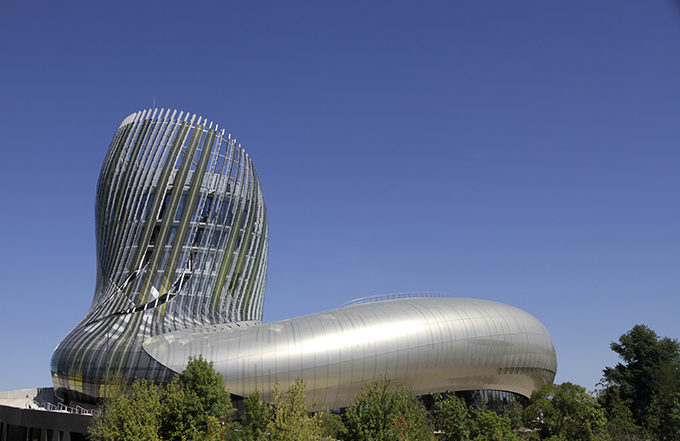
[88,379,162,441]
[241,390,273,441]
[599,324,680,440]
[469,407,518,441]
[599,387,646,441]
[265,378,329,441]
[506,400,524,431]
[179,356,236,428]
[344,377,434,441]
[523,382,608,441]
[319,411,348,440]
[159,378,197,441]
[431,393,471,441]
[647,391,680,441]
[90,357,236,441]
[160,356,236,441]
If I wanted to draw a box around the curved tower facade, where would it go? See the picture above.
[51,109,269,402]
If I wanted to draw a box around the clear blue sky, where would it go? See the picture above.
[1,1,678,393]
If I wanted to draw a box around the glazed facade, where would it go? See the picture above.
[51,109,268,402]
[52,109,556,407]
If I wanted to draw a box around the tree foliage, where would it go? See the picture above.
[506,399,524,431]
[181,356,235,424]
[601,325,680,422]
[320,411,349,440]
[469,407,518,441]
[431,393,471,441]
[647,390,680,441]
[599,324,680,441]
[523,382,608,441]
[265,378,329,441]
[598,387,645,441]
[240,389,273,440]
[90,357,235,441]
[345,377,433,441]
[88,379,162,441]
[160,356,236,441]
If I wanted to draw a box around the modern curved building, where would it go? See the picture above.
[51,109,557,407]
[52,109,269,403]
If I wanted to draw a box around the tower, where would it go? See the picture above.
[51,109,268,403]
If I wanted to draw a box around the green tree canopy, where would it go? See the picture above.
[431,393,471,441]
[319,411,348,440]
[344,376,434,441]
[647,390,680,441]
[88,379,162,441]
[506,399,524,431]
[179,356,235,426]
[598,387,645,441]
[241,389,273,441]
[523,382,608,441]
[599,324,680,434]
[265,378,329,441]
[160,356,236,441]
[469,407,518,441]
[90,357,236,441]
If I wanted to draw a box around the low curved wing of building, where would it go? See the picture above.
[144,297,556,409]
[51,109,556,406]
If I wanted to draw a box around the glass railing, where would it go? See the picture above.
[342,292,454,307]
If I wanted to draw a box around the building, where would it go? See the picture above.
[0,389,91,441]
[51,109,268,404]
[50,109,557,409]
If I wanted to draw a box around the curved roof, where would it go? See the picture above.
[144,297,556,409]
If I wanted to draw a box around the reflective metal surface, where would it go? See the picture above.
[51,109,268,402]
[144,297,556,409]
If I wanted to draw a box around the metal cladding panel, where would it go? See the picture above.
[143,297,557,410]
[51,109,269,402]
